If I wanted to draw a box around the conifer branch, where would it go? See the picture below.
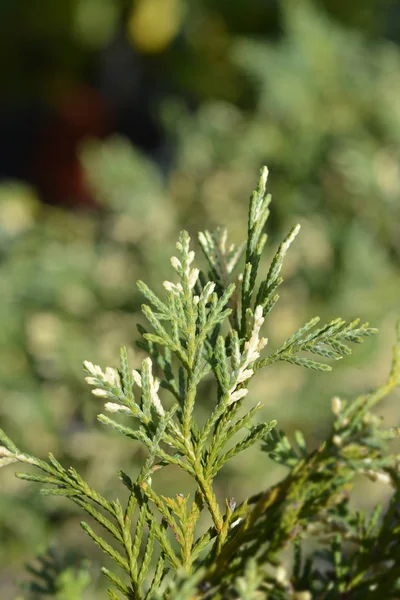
[1,167,392,599]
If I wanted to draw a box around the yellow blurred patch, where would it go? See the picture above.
[128,0,184,53]
[0,182,39,235]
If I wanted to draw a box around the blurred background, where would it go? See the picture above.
[1,0,400,597]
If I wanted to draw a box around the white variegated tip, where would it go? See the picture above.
[201,281,216,304]
[145,358,165,416]
[83,360,103,376]
[92,388,109,398]
[104,402,132,415]
[220,227,228,250]
[258,337,268,351]
[132,369,142,388]
[85,362,120,388]
[137,358,162,413]
[229,388,248,404]
[151,392,165,416]
[203,282,215,296]
[0,446,18,469]
[254,304,264,325]
[163,280,183,296]
[163,280,175,292]
[170,256,181,270]
[236,368,254,383]
[104,402,121,413]
[104,367,119,386]
[260,166,269,189]
[188,268,199,289]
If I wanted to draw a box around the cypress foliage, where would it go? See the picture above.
[2,168,400,599]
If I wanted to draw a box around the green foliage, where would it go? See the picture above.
[0,139,176,576]
[2,1,400,595]
[2,169,399,599]
[16,547,91,600]
[166,0,400,298]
